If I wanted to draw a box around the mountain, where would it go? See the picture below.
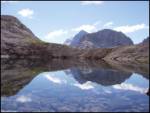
[70,30,88,47]
[1,15,149,66]
[1,15,45,57]
[1,15,82,58]
[67,29,133,49]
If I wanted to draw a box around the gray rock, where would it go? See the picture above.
[70,30,88,47]
[67,29,133,49]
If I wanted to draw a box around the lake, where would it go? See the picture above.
[1,59,149,112]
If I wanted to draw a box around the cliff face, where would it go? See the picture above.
[1,15,47,57]
[67,29,133,49]
[70,30,88,47]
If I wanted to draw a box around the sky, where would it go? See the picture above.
[1,1,149,44]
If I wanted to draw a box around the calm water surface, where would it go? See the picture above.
[1,59,149,112]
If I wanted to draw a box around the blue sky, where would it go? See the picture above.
[1,1,149,44]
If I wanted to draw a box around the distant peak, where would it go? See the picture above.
[79,30,88,34]
[100,29,117,32]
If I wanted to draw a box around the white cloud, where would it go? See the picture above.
[43,29,68,43]
[72,24,97,33]
[103,21,114,27]
[114,24,148,33]
[74,81,95,90]
[46,29,68,38]
[16,95,32,103]
[44,74,62,84]
[81,1,104,5]
[18,8,34,18]
[104,90,112,94]
[81,68,93,74]
[113,83,148,94]
[71,20,101,33]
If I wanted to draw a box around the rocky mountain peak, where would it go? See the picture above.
[70,30,88,47]
[78,30,88,34]
[68,29,133,49]
[1,15,36,37]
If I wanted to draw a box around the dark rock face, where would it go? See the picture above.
[70,30,88,47]
[68,29,133,49]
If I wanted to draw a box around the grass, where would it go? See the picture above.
[26,37,47,45]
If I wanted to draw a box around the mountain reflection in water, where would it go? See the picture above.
[1,59,149,112]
